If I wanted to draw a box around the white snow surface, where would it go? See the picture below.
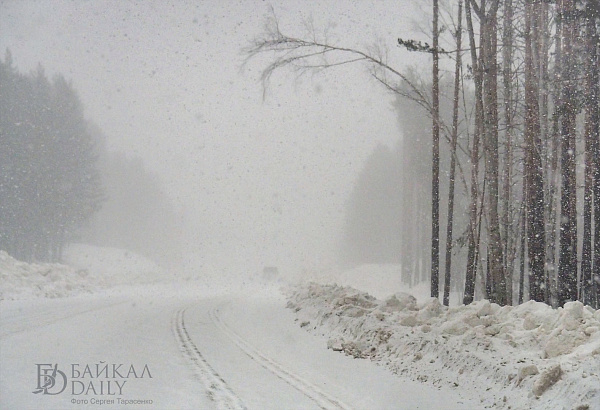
[0,244,162,300]
[2,250,599,409]
[63,244,164,286]
[287,281,600,409]
[1,249,479,410]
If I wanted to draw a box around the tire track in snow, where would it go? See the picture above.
[172,308,247,410]
[209,305,352,410]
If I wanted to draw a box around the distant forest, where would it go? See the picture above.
[0,50,178,264]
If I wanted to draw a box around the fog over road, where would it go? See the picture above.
[1,284,476,409]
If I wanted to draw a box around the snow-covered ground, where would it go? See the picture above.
[0,247,477,409]
[1,248,599,409]
[286,279,600,409]
[0,244,162,300]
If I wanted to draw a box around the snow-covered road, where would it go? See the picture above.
[1,283,479,410]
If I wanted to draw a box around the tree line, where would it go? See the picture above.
[246,0,600,308]
[0,50,102,262]
[0,51,179,266]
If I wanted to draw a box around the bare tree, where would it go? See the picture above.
[501,0,515,304]
[463,0,483,305]
[557,0,579,306]
[547,0,563,307]
[432,0,442,299]
[245,10,429,110]
[591,4,600,310]
[444,0,464,306]
[469,0,507,305]
[524,0,547,303]
[582,0,600,308]
[519,176,527,304]
[245,7,464,302]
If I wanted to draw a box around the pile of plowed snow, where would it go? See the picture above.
[0,251,91,300]
[0,245,162,300]
[287,283,600,410]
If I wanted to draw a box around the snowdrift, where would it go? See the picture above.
[332,264,434,301]
[0,244,162,300]
[288,282,600,409]
[0,251,91,300]
[63,243,163,286]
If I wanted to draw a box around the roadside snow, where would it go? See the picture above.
[0,245,162,300]
[63,244,163,285]
[0,251,91,300]
[287,282,600,409]
[3,248,599,409]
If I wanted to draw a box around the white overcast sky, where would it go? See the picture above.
[0,0,428,274]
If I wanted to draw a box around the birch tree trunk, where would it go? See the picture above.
[583,2,600,308]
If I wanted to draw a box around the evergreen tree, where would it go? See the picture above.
[0,53,102,262]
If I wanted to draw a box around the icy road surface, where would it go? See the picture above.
[1,283,479,409]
